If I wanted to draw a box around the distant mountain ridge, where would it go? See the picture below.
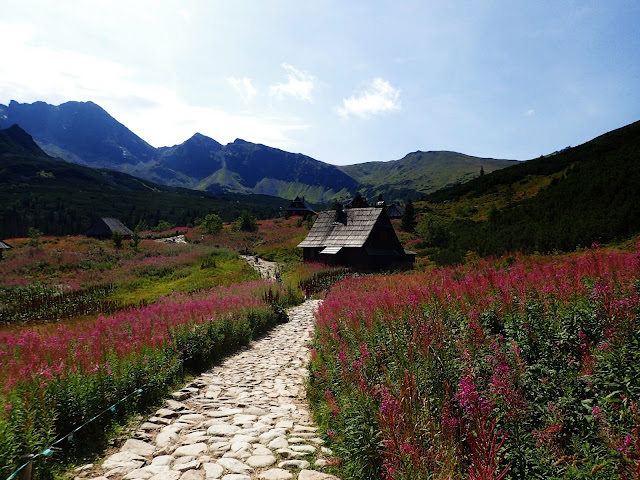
[0,100,517,203]
[340,151,518,200]
[0,125,289,237]
[0,100,156,167]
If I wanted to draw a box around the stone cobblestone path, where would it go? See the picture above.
[239,256,279,282]
[77,299,340,480]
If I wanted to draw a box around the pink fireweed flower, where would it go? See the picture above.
[591,405,603,421]
[359,342,370,361]
[590,283,610,300]
[456,375,480,413]
[380,389,401,417]
[337,350,347,364]
[624,433,634,447]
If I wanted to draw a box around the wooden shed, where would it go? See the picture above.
[285,196,317,216]
[85,217,133,239]
[298,205,414,271]
[345,192,369,208]
[386,204,405,219]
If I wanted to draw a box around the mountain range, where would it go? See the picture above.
[0,100,517,203]
[2,100,639,251]
[0,124,290,237]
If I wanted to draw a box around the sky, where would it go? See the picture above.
[1,1,639,166]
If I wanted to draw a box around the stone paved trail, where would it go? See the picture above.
[240,256,279,282]
[78,298,339,480]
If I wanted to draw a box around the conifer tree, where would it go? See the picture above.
[401,199,417,232]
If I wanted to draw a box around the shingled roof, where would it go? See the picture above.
[298,207,383,248]
[386,204,405,219]
[286,196,317,215]
[0,240,12,259]
[85,217,133,237]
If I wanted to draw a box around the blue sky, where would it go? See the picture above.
[1,1,638,165]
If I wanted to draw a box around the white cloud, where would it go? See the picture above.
[0,21,308,150]
[526,109,535,116]
[178,8,190,21]
[269,63,315,102]
[117,100,309,150]
[337,78,401,119]
[0,21,136,105]
[227,77,257,103]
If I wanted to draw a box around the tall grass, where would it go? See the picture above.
[0,280,297,478]
[309,243,640,479]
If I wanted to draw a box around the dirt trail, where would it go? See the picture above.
[240,255,279,282]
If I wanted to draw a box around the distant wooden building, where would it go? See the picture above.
[298,205,415,271]
[345,192,369,208]
[85,217,133,239]
[0,240,12,260]
[386,204,405,219]
[285,196,316,216]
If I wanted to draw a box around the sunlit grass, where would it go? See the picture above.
[109,254,258,305]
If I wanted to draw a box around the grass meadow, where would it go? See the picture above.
[2,214,640,480]
[0,218,336,478]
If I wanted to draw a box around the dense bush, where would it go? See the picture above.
[0,280,296,478]
[0,284,119,326]
[309,244,640,479]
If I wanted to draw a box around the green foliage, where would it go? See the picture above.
[400,199,416,232]
[202,213,223,234]
[418,119,640,263]
[111,230,123,249]
[135,219,149,232]
[129,231,141,251]
[258,244,302,263]
[0,284,118,326]
[152,220,175,232]
[0,280,294,475]
[307,248,640,479]
[416,214,454,248]
[298,268,352,296]
[236,210,258,232]
[27,227,43,247]
[199,249,238,269]
[306,215,315,230]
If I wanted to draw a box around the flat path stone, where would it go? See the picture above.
[78,296,341,480]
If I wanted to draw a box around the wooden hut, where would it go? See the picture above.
[345,192,369,208]
[0,240,12,260]
[386,204,405,219]
[298,205,414,271]
[85,217,133,239]
[285,196,316,216]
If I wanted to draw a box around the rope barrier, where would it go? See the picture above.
[5,386,145,480]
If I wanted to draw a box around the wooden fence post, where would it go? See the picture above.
[17,454,34,480]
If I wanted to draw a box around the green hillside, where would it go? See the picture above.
[0,126,289,238]
[339,151,517,200]
[416,119,640,264]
